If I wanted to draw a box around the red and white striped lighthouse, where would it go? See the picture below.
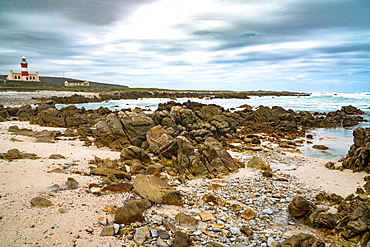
[20,56,29,77]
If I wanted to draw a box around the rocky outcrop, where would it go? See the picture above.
[287,193,370,245]
[0,104,10,122]
[94,111,155,151]
[342,127,370,172]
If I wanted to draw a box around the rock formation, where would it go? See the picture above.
[342,127,370,172]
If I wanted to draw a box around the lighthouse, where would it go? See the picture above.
[21,56,29,77]
[6,56,40,81]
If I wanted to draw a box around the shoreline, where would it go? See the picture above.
[0,120,367,246]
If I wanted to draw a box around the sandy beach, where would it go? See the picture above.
[0,118,367,246]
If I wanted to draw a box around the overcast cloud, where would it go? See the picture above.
[1,0,369,92]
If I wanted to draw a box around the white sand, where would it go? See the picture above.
[289,157,367,198]
[0,121,367,246]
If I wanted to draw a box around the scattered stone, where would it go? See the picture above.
[48,154,66,159]
[247,156,271,171]
[134,227,150,245]
[241,208,255,220]
[198,211,216,222]
[44,184,61,193]
[30,197,54,208]
[175,212,200,230]
[62,177,79,190]
[100,226,115,237]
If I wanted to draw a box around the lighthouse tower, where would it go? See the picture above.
[21,56,29,77]
[6,56,40,81]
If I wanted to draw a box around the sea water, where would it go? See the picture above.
[57,92,370,160]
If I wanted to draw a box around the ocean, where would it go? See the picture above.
[57,92,370,160]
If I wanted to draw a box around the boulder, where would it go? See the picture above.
[118,111,155,147]
[94,111,155,150]
[36,108,66,127]
[114,203,144,224]
[342,204,370,239]
[201,105,223,119]
[132,174,183,205]
[288,196,313,218]
[342,127,370,172]
[341,105,365,115]
[247,156,271,171]
[146,125,176,156]
[17,105,37,121]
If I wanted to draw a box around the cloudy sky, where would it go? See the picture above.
[1,0,369,92]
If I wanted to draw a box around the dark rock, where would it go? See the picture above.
[315,192,343,206]
[17,105,37,121]
[324,162,336,170]
[364,181,370,194]
[341,105,365,115]
[342,127,370,173]
[288,196,313,218]
[114,203,144,224]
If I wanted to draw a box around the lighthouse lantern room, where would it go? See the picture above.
[7,56,40,81]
